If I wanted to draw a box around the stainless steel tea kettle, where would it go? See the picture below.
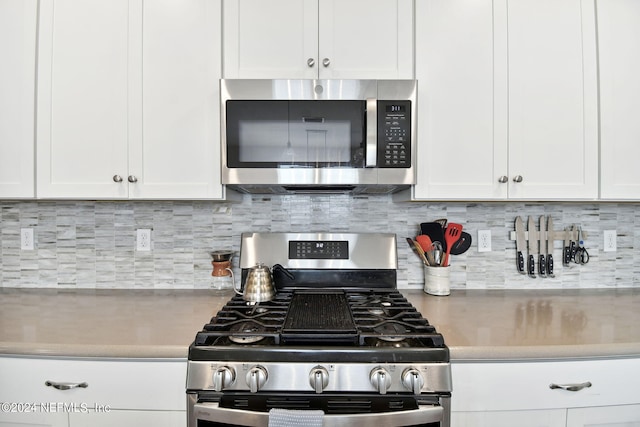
[236,263,276,302]
[235,263,295,302]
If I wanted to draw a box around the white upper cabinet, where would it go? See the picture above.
[0,0,38,198]
[37,0,225,200]
[413,0,598,200]
[223,0,413,79]
[598,0,640,200]
[133,0,223,199]
[413,0,504,200]
[506,0,598,200]
[36,0,130,199]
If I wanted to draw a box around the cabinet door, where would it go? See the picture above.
[222,0,318,79]
[506,0,598,199]
[566,404,640,427]
[36,0,130,199]
[598,0,640,200]
[318,0,413,79]
[0,0,37,198]
[413,0,506,199]
[0,412,68,427]
[452,409,567,427]
[69,410,185,427]
[131,0,223,199]
[0,357,187,412]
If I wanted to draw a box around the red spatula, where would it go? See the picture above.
[415,234,433,252]
[443,223,463,267]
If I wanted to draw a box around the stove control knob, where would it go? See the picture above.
[309,366,329,394]
[370,367,391,395]
[246,365,268,393]
[212,366,236,391]
[401,368,425,394]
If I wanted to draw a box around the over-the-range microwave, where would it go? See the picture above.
[221,79,416,194]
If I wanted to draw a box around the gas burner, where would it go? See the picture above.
[228,321,266,344]
[374,339,411,348]
[367,301,392,316]
[373,322,410,342]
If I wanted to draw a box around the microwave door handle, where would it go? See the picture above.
[365,98,377,167]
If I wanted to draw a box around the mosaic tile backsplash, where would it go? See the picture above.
[0,196,635,289]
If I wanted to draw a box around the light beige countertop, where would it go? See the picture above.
[1,287,640,361]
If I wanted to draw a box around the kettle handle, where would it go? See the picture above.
[229,269,241,295]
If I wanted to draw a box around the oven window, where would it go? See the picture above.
[225,100,366,168]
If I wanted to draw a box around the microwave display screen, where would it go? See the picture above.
[386,104,406,113]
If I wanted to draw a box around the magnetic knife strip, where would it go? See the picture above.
[509,216,589,278]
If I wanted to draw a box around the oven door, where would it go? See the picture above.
[188,394,448,427]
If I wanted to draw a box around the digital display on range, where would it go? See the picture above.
[289,240,349,259]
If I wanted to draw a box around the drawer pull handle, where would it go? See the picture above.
[549,381,592,392]
[45,380,89,391]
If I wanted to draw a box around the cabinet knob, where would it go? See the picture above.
[113,175,123,183]
[498,176,508,183]
[307,58,315,67]
[322,58,330,67]
[513,175,524,183]
[128,175,138,183]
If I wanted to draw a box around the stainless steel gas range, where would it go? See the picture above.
[186,232,452,427]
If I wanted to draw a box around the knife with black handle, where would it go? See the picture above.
[527,216,537,278]
[538,216,546,277]
[514,216,526,274]
[563,226,571,266]
[547,216,555,277]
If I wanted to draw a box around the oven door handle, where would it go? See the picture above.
[193,401,444,427]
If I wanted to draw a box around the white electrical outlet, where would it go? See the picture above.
[603,230,617,252]
[21,228,35,250]
[478,230,492,252]
[136,228,152,251]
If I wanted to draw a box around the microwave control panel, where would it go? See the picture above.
[378,100,411,168]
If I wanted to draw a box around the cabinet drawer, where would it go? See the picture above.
[451,358,640,412]
[0,356,186,411]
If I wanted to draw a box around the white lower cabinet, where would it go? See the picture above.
[566,405,640,427]
[69,410,185,427]
[0,412,68,427]
[0,356,186,427]
[452,409,567,427]
[451,358,640,427]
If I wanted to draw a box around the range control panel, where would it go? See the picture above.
[378,100,411,168]
[289,240,349,259]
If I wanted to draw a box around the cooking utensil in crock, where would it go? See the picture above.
[420,222,445,249]
[442,223,463,267]
[406,238,430,266]
[415,234,433,252]
[237,263,276,302]
[449,231,472,255]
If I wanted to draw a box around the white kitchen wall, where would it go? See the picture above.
[0,196,634,289]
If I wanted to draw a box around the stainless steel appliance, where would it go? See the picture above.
[186,232,451,427]
[221,80,416,194]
